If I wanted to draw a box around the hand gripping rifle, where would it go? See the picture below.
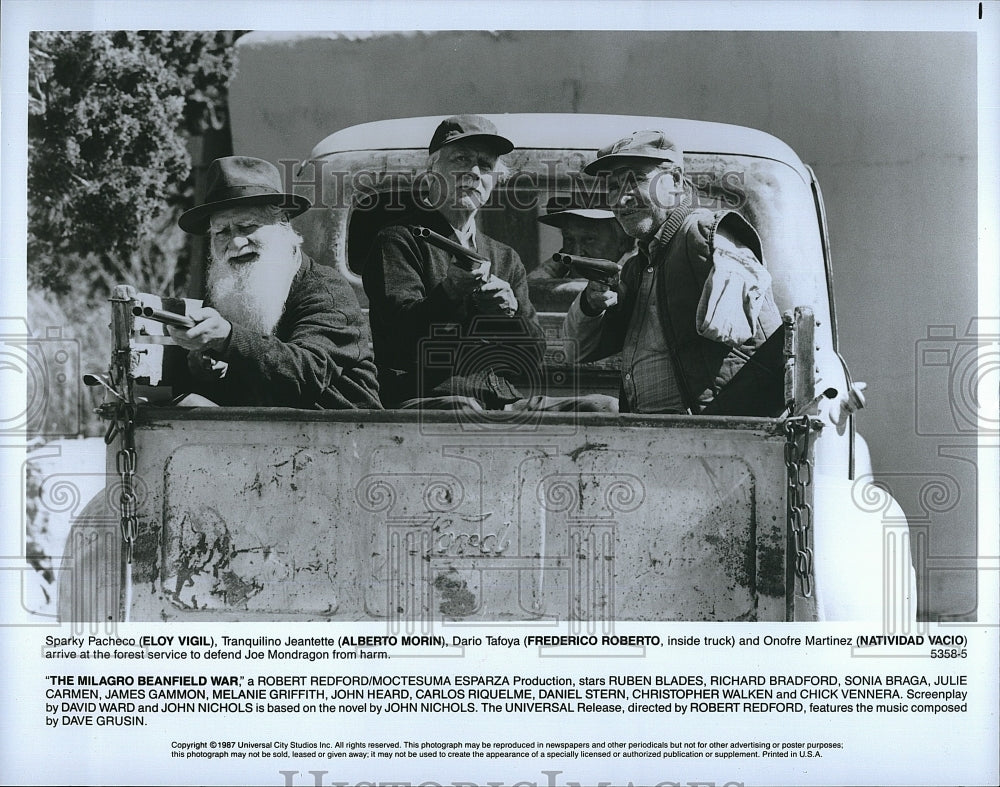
[410,225,515,317]
[550,253,621,286]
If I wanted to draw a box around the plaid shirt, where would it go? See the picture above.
[618,244,685,412]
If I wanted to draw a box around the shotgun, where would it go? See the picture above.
[551,253,620,285]
[131,304,196,329]
[410,225,490,272]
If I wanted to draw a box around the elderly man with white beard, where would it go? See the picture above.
[174,156,381,409]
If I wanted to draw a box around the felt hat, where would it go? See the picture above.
[179,156,312,234]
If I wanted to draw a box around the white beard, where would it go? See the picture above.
[207,235,301,335]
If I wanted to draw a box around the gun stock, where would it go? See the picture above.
[551,253,620,284]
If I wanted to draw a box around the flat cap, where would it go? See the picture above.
[584,130,683,175]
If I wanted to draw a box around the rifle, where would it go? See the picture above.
[551,253,620,285]
[131,304,196,329]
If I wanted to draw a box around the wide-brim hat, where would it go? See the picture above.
[537,195,616,227]
[179,156,312,234]
[583,130,684,176]
[428,115,514,156]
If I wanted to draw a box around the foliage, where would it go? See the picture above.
[27,288,108,438]
[23,31,245,609]
[25,461,54,598]
[27,31,244,296]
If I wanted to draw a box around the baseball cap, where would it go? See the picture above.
[428,115,514,156]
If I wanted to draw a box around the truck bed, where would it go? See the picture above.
[104,408,810,623]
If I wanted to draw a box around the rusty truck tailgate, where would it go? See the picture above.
[125,409,798,622]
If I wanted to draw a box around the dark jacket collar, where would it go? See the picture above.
[644,197,694,257]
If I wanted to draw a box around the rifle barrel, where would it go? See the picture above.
[551,253,620,282]
[133,305,196,329]
[410,225,489,270]
[410,226,514,316]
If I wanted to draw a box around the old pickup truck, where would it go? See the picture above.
[60,114,915,626]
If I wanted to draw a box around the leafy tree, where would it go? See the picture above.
[24,33,246,601]
[27,31,244,295]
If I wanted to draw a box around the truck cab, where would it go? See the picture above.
[298,114,840,402]
[60,114,915,625]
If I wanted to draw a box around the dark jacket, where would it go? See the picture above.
[189,254,382,409]
[578,205,781,412]
[362,203,545,407]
